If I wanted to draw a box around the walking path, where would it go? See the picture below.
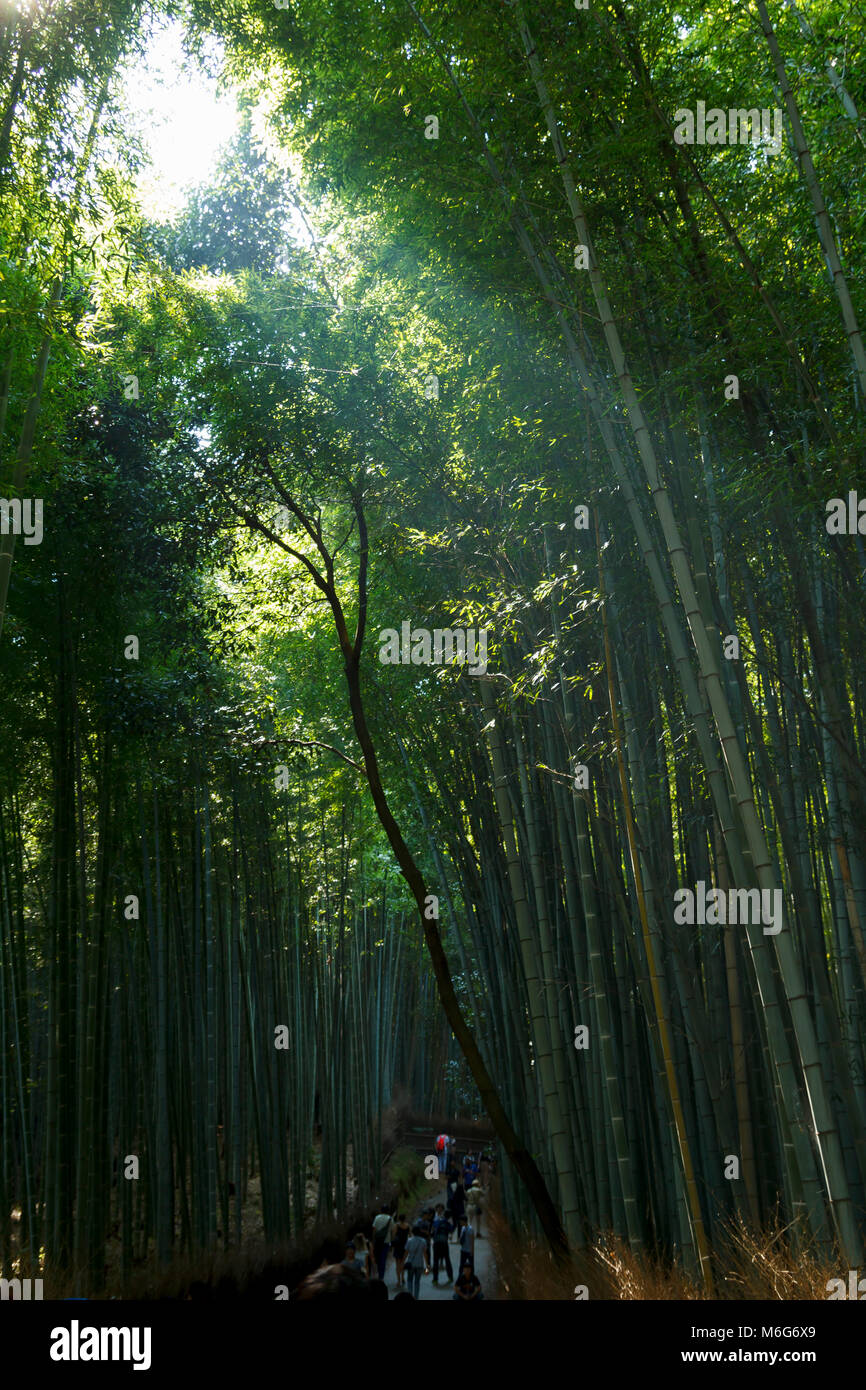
[382,1179,496,1301]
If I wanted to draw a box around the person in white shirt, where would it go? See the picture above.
[466,1181,486,1237]
[371,1205,393,1279]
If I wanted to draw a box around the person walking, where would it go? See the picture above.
[353,1232,374,1279]
[459,1217,475,1271]
[466,1180,486,1238]
[435,1130,450,1176]
[392,1213,411,1288]
[404,1224,429,1300]
[431,1205,453,1286]
[371,1205,393,1280]
[446,1161,459,1209]
[448,1177,466,1243]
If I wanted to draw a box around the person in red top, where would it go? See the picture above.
[435,1131,450,1175]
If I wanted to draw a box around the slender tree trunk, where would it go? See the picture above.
[513,0,862,1265]
[755,0,866,397]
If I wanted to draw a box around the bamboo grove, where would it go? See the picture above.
[0,699,463,1288]
[2,0,866,1293]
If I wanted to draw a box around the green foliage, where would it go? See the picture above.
[385,1148,427,1207]
[4,0,866,1284]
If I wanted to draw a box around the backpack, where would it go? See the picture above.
[436,1134,447,1153]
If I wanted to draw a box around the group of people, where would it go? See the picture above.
[333,1146,492,1301]
[436,1140,491,1242]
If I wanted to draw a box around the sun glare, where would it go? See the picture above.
[122,21,239,221]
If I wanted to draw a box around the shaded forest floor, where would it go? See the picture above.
[6,1101,494,1297]
[6,1182,849,1301]
[7,1133,430,1298]
[8,1109,848,1301]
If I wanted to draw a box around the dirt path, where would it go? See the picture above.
[382,1179,496,1301]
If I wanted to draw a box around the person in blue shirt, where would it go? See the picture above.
[403,1225,430,1300]
[431,1204,453,1285]
[341,1243,366,1276]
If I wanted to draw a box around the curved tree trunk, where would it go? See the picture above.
[335,580,570,1257]
[232,484,570,1257]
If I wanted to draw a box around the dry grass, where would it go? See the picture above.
[489,1206,844,1301]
